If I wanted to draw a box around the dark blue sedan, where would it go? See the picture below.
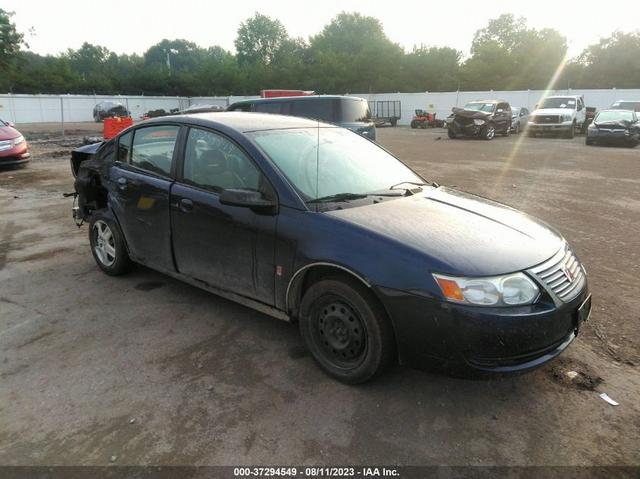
[70,112,591,383]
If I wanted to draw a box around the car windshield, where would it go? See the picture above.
[539,98,576,109]
[464,102,495,112]
[249,127,424,202]
[595,111,635,123]
[340,99,371,122]
[611,101,640,111]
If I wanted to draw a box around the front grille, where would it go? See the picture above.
[532,115,560,124]
[529,245,586,302]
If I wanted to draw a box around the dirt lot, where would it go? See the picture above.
[0,123,639,467]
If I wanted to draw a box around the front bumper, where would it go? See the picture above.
[0,150,30,166]
[447,120,486,136]
[376,280,590,375]
[588,129,638,143]
[528,122,573,133]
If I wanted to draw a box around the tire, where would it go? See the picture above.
[447,128,457,139]
[298,278,395,384]
[390,118,397,127]
[514,122,520,134]
[482,124,495,140]
[566,123,575,139]
[89,210,132,276]
[410,120,418,129]
[585,137,594,146]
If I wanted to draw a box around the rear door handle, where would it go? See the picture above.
[179,198,194,212]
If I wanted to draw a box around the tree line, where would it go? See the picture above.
[1,10,639,96]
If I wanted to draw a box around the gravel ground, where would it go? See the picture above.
[0,124,638,467]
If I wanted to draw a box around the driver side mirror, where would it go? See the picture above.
[219,188,277,214]
[496,108,504,113]
[7,121,15,127]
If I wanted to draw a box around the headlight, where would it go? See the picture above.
[433,272,539,307]
[13,135,25,146]
[562,114,573,122]
[473,119,486,126]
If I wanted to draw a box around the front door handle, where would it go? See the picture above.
[179,198,194,212]
[117,177,128,190]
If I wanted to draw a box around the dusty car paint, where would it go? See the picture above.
[70,112,590,375]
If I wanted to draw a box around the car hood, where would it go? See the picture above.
[532,108,575,117]
[326,187,563,276]
[0,125,21,141]
[594,120,632,128]
[450,108,492,119]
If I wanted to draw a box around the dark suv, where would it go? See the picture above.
[446,100,512,140]
[227,95,376,141]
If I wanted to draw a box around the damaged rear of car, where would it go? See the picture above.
[446,100,511,140]
[70,140,111,224]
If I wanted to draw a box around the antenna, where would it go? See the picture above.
[315,118,320,210]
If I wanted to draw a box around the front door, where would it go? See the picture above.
[110,124,180,271]
[170,127,277,304]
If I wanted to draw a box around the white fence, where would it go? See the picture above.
[1,89,639,126]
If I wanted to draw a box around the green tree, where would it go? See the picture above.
[402,46,461,92]
[461,14,567,90]
[573,31,640,88]
[309,12,403,92]
[0,8,23,69]
[235,13,288,66]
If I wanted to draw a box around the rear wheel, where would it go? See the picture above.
[410,120,418,129]
[299,278,395,384]
[447,128,457,139]
[89,210,131,276]
[585,137,594,146]
[390,118,398,127]
[514,122,520,134]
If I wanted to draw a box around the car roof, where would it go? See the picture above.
[230,95,366,105]
[140,111,336,132]
[466,100,507,104]
[598,109,635,113]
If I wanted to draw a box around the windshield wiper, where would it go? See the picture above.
[389,180,437,191]
[307,191,404,204]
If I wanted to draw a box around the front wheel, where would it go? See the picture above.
[566,124,575,139]
[299,278,395,384]
[410,120,418,129]
[89,211,132,276]
[447,128,457,139]
[482,124,495,140]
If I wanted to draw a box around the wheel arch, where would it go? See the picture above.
[286,262,372,320]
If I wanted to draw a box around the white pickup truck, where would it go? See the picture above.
[527,95,587,139]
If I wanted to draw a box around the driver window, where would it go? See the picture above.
[183,128,261,193]
[130,125,179,176]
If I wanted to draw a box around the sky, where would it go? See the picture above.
[3,0,639,58]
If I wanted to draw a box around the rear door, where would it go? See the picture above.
[110,124,180,271]
[170,126,277,303]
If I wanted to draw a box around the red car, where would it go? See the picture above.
[0,119,30,167]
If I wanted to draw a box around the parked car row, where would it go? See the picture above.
[441,95,639,147]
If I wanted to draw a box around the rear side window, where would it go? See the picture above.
[291,100,337,122]
[339,99,371,122]
[118,131,132,162]
[131,125,179,177]
[229,103,252,112]
[254,102,284,114]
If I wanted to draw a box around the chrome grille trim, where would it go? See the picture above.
[528,244,586,303]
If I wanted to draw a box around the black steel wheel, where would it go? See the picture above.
[299,277,395,384]
[312,298,367,368]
